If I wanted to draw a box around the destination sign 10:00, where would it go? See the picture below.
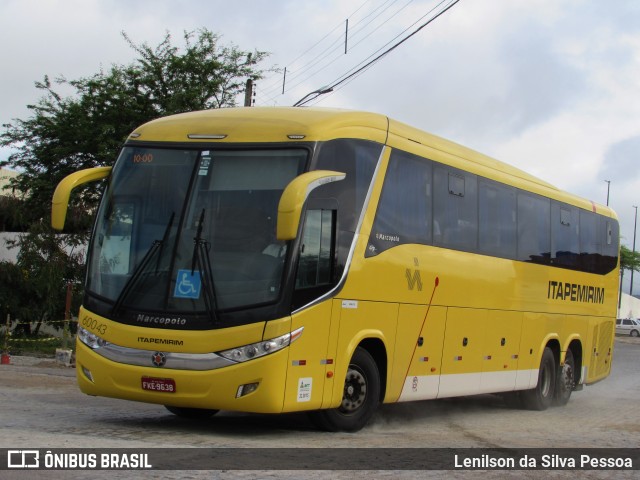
[133,153,153,163]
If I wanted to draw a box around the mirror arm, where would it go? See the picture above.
[51,166,112,230]
[277,170,345,241]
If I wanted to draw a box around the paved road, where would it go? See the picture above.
[1,337,638,479]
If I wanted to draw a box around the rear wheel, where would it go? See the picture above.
[164,406,219,419]
[521,347,556,410]
[553,349,575,407]
[308,347,380,432]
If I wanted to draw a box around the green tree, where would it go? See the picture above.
[620,244,640,276]
[0,29,268,334]
[2,223,85,335]
[618,244,640,310]
[0,195,29,231]
[0,260,29,327]
[1,29,268,227]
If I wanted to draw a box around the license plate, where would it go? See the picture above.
[141,376,176,393]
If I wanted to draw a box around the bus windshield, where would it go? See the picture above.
[86,146,307,322]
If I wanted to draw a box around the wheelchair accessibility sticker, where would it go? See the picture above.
[174,270,202,299]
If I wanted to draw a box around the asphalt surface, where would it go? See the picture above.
[1,336,638,479]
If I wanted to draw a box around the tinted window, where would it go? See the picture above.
[517,192,550,264]
[434,166,478,252]
[312,139,381,270]
[551,203,579,268]
[579,210,618,274]
[579,210,599,273]
[479,180,517,258]
[364,147,618,275]
[599,216,619,274]
[367,150,432,256]
[296,209,335,289]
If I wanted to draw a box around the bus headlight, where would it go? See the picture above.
[77,326,109,349]
[218,327,303,363]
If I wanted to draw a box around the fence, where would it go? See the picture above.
[1,315,76,353]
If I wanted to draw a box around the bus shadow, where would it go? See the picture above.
[374,394,509,426]
[96,393,511,437]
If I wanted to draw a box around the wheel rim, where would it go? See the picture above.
[340,365,367,414]
[561,362,574,392]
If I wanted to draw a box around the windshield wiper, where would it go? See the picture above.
[191,208,219,324]
[111,212,175,317]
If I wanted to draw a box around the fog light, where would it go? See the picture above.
[236,382,259,398]
[82,366,94,382]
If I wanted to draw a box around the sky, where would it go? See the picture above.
[1,0,640,288]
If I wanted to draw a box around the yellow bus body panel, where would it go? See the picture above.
[78,307,266,353]
[76,340,289,413]
[131,107,389,145]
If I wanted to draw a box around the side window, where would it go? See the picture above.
[312,139,381,274]
[367,150,432,257]
[517,192,550,264]
[579,210,599,273]
[295,209,336,290]
[599,216,619,274]
[551,203,579,268]
[479,180,516,258]
[433,166,478,252]
[98,200,134,274]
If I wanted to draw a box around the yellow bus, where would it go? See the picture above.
[52,107,619,431]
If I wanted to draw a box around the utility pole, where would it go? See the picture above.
[345,19,349,54]
[605,180,610,206]
[244,79,254,107]
[631,205,638,297]
[282,67,287,95]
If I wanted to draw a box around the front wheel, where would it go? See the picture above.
[631,330,639,338]
[521,347,556,410]
[308,347,380,432]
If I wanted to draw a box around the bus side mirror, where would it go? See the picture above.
[277,170,345,241]
[51,166,112,230]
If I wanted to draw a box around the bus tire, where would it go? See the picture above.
[521,347,556,411]
[553,349,575,407]
[308,347,380,432]
[165,406,219,419]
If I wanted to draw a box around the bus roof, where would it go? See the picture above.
[130,107,616,219]
[131,106,389,145]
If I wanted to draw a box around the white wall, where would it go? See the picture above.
[0,232,87,264]
[618,292,640,320]
[0,232,21,263]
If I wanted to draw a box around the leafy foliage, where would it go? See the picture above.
[0,29,268,227]
[0,223,85,335]
[620,244,640,275]
[0,29,268,334]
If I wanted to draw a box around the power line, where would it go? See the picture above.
[346,0,414,53]
[259,0,375,99]
[294,0,462,107]
[261,0,414,104]
[320,0,449,98]
[298,0,460,105]
[280,0,411,93]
